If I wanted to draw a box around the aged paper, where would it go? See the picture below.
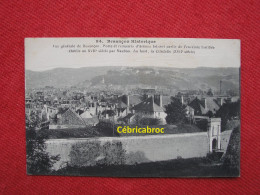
[25,38,240,177]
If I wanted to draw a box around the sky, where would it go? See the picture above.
[25,38,240,71]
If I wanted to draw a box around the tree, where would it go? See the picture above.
[101,141,126,165]
[215,100,240,130]
[95,121,119,136]
[222,126,240,176]
[206,110,214,118]
[165,97,186,124]
[70,141,102,167]
[69,140,126,167]
[139,117,161,125]
[207,88,214,96]
[132,114,143,125]
[26,111,60,174]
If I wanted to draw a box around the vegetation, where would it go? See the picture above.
[206,88,214,96]
[26,111,60,174]
[70,141,102,167]
[216,100,240,130]
[139,117,161,125]
[38,127,100,139]
[95,121,120,136]
[37,120,122,139]
[53,156,239,177]
[100,141,126,165]
[222,126,240,175]
[69,140,126,167]
[165,97,186,124]
[51,128,240,177]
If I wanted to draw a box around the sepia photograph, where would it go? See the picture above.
[25,38,240,177]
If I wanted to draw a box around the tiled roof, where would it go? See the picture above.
[80,110,93,118]
[59,108,85,126]
[117,95,142,108]
[188,97,220,115]
[83,116,99,126]
[57,107,69,115]
[129,95,142,106]
[117,101,127,109]
[122,113,135,120]
[204,97,220,113]
[133,97,164,112]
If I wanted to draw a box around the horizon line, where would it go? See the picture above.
[25,65,240,72]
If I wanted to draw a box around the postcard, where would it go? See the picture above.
[25,38,240,177]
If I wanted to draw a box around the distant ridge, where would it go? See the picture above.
[25,66,240,91]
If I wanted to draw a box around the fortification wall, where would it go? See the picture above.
[46,130,232,170]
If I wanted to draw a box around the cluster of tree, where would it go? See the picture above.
[216,100,240,130]
[26,111,60,174]
[95,121,120,136]
[69,140,126,167]
[222,126,240,175]
[165,97,186,124]
[132,114,161,125]
[139,117,161,125]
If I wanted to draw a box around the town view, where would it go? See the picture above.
[25,66,240,177]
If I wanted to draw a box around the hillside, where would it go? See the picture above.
[25,67,111,88]
[25,66,240,92]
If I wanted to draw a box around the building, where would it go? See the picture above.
[49,108,86,129]
[188,97,223,116]
[133,95,172,124]
[208,118,222,152]
[116,95,142,118]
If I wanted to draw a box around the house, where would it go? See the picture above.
[116,95,142,118]
[225,96,240,103]
[80,109,93,118]
[49,108,86,129]
[133,95,171,124]
[43,105,58,120]
[101,110,116,119]
[184,105,195,120]
[188,97,223,116]
[119,113,135,124]
[25,97,33,114]
[80,109,99,126]
[82,116,99,126]
[116,100,129,117]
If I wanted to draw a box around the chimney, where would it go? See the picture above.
[151,95,155,107]
[154,94,162,107]
[181,95,184,105]
[201,98,207,109]
[127,95,130,107]
[220,80,222,95]
[217,97,223,106]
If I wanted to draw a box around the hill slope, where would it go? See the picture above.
[25,66,239,92]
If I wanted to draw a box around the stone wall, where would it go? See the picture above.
[46,130,232,170]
